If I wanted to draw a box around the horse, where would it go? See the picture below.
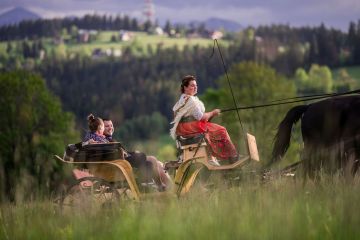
[270,95,360,177]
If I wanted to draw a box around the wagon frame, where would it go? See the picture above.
[54,132,260,209]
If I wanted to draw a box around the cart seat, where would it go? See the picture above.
[176,133,205,146]
[175,134,208,162]
[64,142,125,162]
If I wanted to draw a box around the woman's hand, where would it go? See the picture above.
[202,109,221,121]
[211,109,221,117]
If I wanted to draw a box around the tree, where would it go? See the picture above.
[143,20,152,32]
[295,64,333,94]
[6,42,13,54]
[164,20,172,35]
[70,25,78,41]
[115,112,167,146]
[308,64,333,92]
[0,71,78,201]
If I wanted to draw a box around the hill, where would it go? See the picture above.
[204,17,243,32]
[189,17,243,32]
[0,7,40,27]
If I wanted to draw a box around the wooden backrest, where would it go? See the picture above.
[181,142,209,162]
[246,133,260,161]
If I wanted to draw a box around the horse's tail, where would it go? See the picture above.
[269,105,309,165]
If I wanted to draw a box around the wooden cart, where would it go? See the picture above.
[54,133,260,209]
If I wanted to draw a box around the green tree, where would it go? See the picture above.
[164,20,172,35]
[6,42,13,54]
[52,43,67,60]
[115,112,167,146]
[294,68,310,93]
[70,25,78,41]
[0,71,78,202]
[295,64,333,94]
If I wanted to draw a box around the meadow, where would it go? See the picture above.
[0,30,221,58]
[1,174,360,240]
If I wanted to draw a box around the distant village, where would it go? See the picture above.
[51,27,224,59]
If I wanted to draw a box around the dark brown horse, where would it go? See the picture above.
[270,95,360,177]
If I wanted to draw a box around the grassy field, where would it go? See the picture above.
[1,175,360,239]
[0,31,222,58]
[67,31,219,56]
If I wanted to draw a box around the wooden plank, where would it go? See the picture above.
[247,133,260,162]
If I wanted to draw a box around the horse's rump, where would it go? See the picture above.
[271,95,360,176]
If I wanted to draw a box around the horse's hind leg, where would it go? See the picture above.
[352,160,360,176]
[301,143,316,180]
[352,134,360,176]
[343,138,360,179]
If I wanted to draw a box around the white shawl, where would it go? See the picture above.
[170,94,205,139]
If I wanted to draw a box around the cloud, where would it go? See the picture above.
[156,5,273,26]
[0,0,358,30]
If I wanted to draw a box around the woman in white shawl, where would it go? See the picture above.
[170,75,238,162]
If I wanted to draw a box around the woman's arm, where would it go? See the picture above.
[201,109,221,121]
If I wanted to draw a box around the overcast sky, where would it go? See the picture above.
[0,0,359,30]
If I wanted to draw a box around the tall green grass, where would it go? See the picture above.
[1,175,360,239]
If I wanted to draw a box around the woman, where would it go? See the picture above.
[170,75,238,163]
[83,114,109,143]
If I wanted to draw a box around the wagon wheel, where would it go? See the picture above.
[60,177,120,212]
[189,168,249,193]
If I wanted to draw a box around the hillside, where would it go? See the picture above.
[193,18,243,32]
[0,30,225,58]
[0,7,40,27]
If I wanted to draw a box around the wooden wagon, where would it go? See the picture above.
[54,133,260,209]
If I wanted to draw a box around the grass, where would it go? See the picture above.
[0,31,222,58]
[1,175,360,239]
[65,31,218,57]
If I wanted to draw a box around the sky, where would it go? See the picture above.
[0,0,359,31]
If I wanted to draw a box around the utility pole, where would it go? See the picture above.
[143,0,155,24]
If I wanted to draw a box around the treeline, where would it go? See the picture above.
[37,45,221,124]
[230,21,360,71]
[256,24,346,67]
[0,14,154,41]
[32,35,356,137]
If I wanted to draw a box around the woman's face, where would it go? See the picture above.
[184,80,198,96]
[97,122,105,135]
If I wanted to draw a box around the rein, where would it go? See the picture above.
[221,89,360,113]
[210,39,247,149]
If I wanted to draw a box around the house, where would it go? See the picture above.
[155,27,164,35]
[92,48,122,59]
[119,30,133,42]
[210,31,224,40]
[78,29,98,43]
[53,36,64,45]
[92,48,106,58]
